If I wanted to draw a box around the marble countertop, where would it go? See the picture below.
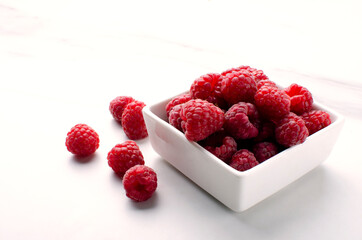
[1,0,361,239]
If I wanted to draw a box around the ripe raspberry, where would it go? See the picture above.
[65,124,99,157]
[123,165,157,202]
[221,70,257,105]
[254,86,291,121]
[204,136,237,163]
[180,99,224,142]
[229,149,259,172]
[224,102,260,139]
[165,93,192,118]
[221,65,269,83]
[275,113,309,147]
[253,120,275,143]
[301,110,331,135]
[257,79,277,89]
[283,83,313,115]
[109,96,135,122]
[190,73,227,108]
[121,100,148,140]
[252,142,278,163]
[107,140,145,177]
[168,104,183,131]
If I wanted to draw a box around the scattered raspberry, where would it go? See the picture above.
[165,93,192,118]
[254,86,291,121]
[257,79,277,89]
[224,102,260,139]
[275,113,309,147]
[301,110,331,135]
[229,149,259,172]
[168,104,183,131]
[65,124,100,157]
[283,83,313,115]
[252,142,278,163]
[204,136,237,163]
[221,70,257,105]
[123,165,157,202]
[180,99,224,141]
[190,73,227,108]
[109,96,135,122]
[107,140,145,177]
[121,100,148,140]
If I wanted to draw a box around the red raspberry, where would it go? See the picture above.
[121,100,148,140]
[254,86,291,121]
[180,99,224,141]
[165,93,192,118]
[301,110,331,135]
[283,83,313,115]
[65,124,100,157]
[253,120,275,143]
[224,102,260,139]
[109,96,135,122]
[168,104,183,131]
[123,165,157,202]
[221,65,269,82]
[257,79,277,89]
[275,113,309,147]
[229,149,259,172]
[204,136,237,163]
[221,70,257,105]
[190,73,227,108]
[107,140,145,177]
[252,142,278,163]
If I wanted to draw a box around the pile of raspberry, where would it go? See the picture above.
[166,65,332,172]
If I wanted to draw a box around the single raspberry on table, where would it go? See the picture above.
[252,142,278,163]
[204,135,237,163]
[123,165,157,202]
[301,110,331,135]
[229,149,259,172]
[224,102,260,140]
[254,85,291,121]
[165,93,192,118]
[168,104,183,131]
[283,83,313,115]
[180,99,224,142]
[221,70,257,105]
[121,100,148,140]
[107,140,145,177]
[65,124,100,157]
[109,96,135,122]
[275,113,309,147]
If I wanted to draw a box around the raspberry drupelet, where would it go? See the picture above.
[65,123,100,157]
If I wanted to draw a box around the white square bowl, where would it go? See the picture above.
[142,92,345,212]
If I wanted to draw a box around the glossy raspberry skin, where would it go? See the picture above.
[121,100,148,140]
[275,113,309,147]
[107,140,144,177]
[109,96,135,122]
[180,99,224,141]
[283,83,313,115]
[221,70,257,105]
[204,136,237,163]
[165,93,192,118]
[254,86,291,121]
[65,124,99,156]
[229,149,259,172]
[123,165,157,202]
[301,110,331,135]
[252,142,278,163]
[224,102,260,139]
[168,104,183,131]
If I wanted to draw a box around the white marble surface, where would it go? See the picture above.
[1,0,362,239]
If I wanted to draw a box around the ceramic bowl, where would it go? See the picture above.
[142,92,344,212]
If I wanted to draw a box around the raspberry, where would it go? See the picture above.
[252,142,278,163]
[224,102,260,139]
[301,110,331,135]
[283,83,313,115]
[168,104,183,131]
[221,65,269,82]
[254,86,291,121]
[123,165,157,202]
[221,70,257,105]
[180,99,224,141]
[109,96,135,122]
[204,136,237,163]
[253,120,275,143]
[65,124,100,157]
[257,79,277,89]
[275,113,309,147]
[121,100,148,140]
[190,73,227,108]
[165,93,192,118]
[107,140,145,177]
[229,149,259,172]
